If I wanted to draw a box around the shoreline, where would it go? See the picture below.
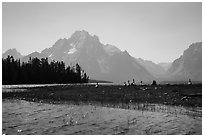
[2,84,202,108]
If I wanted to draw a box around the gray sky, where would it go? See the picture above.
[2,2,202,63]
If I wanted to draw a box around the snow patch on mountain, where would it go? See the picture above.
[68,47,77,54]
[49,54,53,57]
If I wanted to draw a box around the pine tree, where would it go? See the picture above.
[2,56,89,84]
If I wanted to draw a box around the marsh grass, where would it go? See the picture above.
[2,84,202,118]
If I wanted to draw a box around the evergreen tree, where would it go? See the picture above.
[2,56,89,84]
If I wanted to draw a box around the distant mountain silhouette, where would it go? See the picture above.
[135,58,166,78]
[3,31,202,83]
[21,51,50,63]
[158,62,172,71]
[166,42,202,81]
[2,48,22,59]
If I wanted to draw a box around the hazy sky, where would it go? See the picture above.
[2,2,202,63]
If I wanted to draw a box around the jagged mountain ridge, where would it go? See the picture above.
[3,30,202,83]
[41,30,154,83]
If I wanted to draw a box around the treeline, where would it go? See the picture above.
[2,56,89,85]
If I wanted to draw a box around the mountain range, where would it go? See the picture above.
[3,48,23,59]
[3,30,202,83]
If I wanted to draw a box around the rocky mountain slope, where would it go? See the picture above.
[158,62,172,71]
[135,58,166,78]
[41,30,154,83]
[166,42,202,81]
